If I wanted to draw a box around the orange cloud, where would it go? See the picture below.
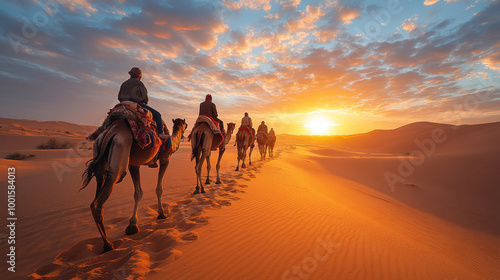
[126,28,147,36]
[224,0,272,11]
[424,0,439,6]
[482,51,500,71]
[338,6,360,24]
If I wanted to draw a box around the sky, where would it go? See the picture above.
[0,0,499,135]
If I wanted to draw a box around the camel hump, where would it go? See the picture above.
[87,103,166,149]
[195,115,221,133]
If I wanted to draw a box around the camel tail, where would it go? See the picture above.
[190,127,204,161]
[81,157,100,191]
[80,121,121,191]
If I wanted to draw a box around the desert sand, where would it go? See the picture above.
[1,118,499,280]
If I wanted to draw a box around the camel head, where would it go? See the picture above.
[227,122,236,134]
[172,118,187,135]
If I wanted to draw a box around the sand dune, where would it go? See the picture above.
[1,119,499,279]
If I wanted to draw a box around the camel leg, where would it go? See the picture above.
[90,138,131,252]
[194,148,210,194]
[126,165,142,235]
[199,149,210,193]
[249,145,254,166]
[215,147,225,184]
[90,172,118,253]
[205,152,211,185]
[156,157,169,219]
[242,146,247,169]
[194,152,203,194]
[236,146,241,171]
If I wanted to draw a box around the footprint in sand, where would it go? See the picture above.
[181,231,199,241]
[32,146,277,279]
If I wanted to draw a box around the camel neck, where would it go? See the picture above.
[225,128,234,145]
[170,128,183,153]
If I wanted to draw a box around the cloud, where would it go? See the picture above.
[482,50,500,71]
[54,0,98,13]
[224,0,272,11]
[283,4,325,33]
[0,0,498,134]
[424,0,439,6]
[337,5,361,24]
[400,15,420,33]
[280,0,301,10]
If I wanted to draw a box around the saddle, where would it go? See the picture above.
[236,126,255,147]
[237,126,254,138]
[189,115,224,150]
[87,101,170,150]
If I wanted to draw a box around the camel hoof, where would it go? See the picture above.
[125,224,139,235]
[235,168,239,171]
[205,179,211,184]
[103,243,114,253]
[215,180,222,184]
[201,189,206,193]
[157,213,167,219]
[194,189,200,195]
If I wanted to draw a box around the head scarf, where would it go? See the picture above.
[128,67,142,77]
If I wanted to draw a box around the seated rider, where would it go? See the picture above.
[199,94,225,135]
[269,128,275,137]
[257,121,268,135]
[235,112,254,147]
[118,67,169,140]
[241,112,255,135]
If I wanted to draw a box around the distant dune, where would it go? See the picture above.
[0,118,97,153]
[1,118,498,279]
[0,118,97,136]
[283,121,500,155]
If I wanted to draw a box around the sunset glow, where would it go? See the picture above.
[0,0,499,135]
[305,115,338,135]
[1,1,499,278]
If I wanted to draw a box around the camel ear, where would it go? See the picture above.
[172,119,175,123]
[183,118,185,123]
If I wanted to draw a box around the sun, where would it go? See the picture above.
[305,116,338,135]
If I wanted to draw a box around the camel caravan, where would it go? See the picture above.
[82,67,277,252]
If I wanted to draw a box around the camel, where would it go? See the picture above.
[257,132,268,160]
[267,132,276,157]
[190,122,226,194]
[235,128,255,171]
[204,123,236,185]
[81,118,187,253]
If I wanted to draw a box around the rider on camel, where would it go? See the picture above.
[235,112,255,146]
[118,67,169,140]
[199,94,225,136]
[257,121,268,135]
[269,128,275,137]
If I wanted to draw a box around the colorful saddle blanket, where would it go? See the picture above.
[189,115,224,150]
[87,101,169,149]
[237,126,254,138]
[195,115,221,133]
[236,126,255,147]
